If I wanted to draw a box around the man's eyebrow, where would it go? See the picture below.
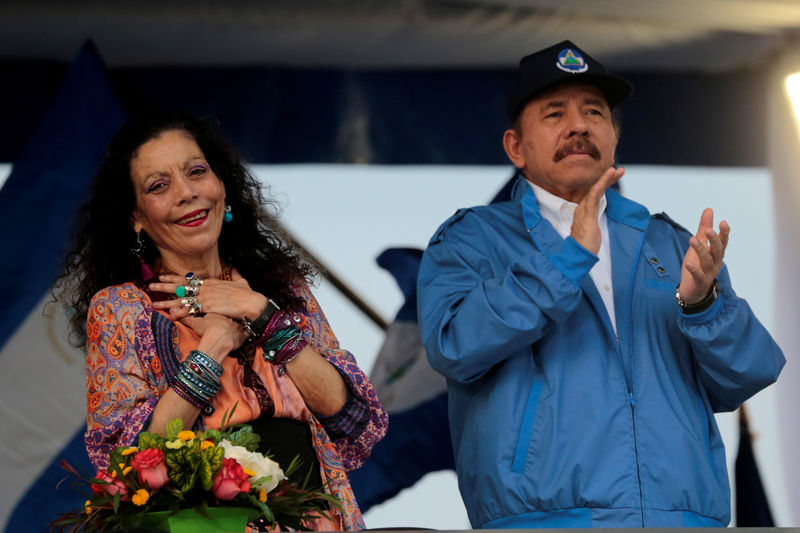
[542,100,565,110]
[584,97,606,107]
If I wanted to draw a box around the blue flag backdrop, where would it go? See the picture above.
[0,41,126,532]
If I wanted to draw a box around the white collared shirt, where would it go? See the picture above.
[528,181,617,334]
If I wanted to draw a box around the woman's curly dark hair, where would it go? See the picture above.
[56,111,312,347]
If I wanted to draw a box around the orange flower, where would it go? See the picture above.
[177,430,196,441]
[132,489,149,506]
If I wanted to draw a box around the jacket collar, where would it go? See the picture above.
[512,173,650,231]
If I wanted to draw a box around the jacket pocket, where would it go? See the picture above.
[644,278,675,292]
[511,378,543,473]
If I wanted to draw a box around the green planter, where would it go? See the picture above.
[139,507,259,533]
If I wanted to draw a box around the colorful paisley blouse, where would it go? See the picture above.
[84,280,388,530]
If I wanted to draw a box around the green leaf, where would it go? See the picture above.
[250,475,272,488]
[165,418,184,440]
[228,426,260,451]
[202,446,225,480]
[219,403,239,432]
[109,456,125,471]
[197,445,225,491]
[282,455,302,479]
[203,428,221,442]
[108,449,127,469]
[197,455,213,492]
[247,493,275,524]
[138,432,164,450]
[112,491,121,513]
[197,444,224,492]
[318,491,346,513]
[165,447,201,493]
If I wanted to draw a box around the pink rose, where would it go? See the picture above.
[131,448,169,490]
[211,458,251,500]
[91,470,129,500]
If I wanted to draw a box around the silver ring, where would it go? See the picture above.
[185,285,199,297]
[188,302,203,316]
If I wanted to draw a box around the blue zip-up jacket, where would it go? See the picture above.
[417,177,784,528]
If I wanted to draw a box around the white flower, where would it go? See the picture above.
[219,440,286,492]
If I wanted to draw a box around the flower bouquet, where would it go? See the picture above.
[52,411,341,532]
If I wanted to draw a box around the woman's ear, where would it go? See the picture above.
[130,212,143,234]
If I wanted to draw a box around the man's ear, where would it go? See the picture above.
[502,129,525,169]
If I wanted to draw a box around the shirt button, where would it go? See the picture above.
[604,284,610,291]
[650,257,659,265]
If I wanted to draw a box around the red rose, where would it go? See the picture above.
[131,448,169,490]
[211,458,251,500]
[91,470,129,500]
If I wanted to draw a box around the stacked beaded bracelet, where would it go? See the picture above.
[259,310,308,376]
[171,349,223,416]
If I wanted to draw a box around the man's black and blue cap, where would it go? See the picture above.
[507,40,633,121]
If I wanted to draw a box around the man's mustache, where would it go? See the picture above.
[554,139,601,162]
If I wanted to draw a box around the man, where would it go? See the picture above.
[416,40,784,528]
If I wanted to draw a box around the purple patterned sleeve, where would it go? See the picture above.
[294,281,388,470]
[85,285,167,470]
[316,388,371,441]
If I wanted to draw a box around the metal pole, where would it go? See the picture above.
[275,221,389,331]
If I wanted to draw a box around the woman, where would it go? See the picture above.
[57,111,387,530]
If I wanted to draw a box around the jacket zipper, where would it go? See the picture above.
[627,232,647,526]
[629,392,645,526]
[598,312,645,526]
[610,334,643,525]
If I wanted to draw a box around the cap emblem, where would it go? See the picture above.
[556,48,588,73]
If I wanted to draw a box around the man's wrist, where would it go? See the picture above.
[676,279,720,314]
